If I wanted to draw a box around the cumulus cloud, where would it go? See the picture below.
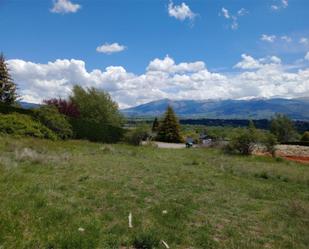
[234,54,281,70]
[261,34,276,43]
[147,55,205,73]
[220,7,248,30]
[96,43,126,54]
[51,0,81,14]
[271,0,288,11]
[168,1,196,21]
[305,52,309,61]
[7,55,309,108]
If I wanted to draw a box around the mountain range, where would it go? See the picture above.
[121,98,309,120]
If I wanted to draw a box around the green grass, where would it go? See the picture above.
[0,135,308,249]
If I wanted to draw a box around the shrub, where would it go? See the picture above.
[225,129,258,155]
[125,125,151,146]
[261,132,278,156]
[0,113,57,140]
[34,105,73,140]
[70,118,124,143]
[301,131,309,142]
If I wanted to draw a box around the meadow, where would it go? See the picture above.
[0,136,308,249]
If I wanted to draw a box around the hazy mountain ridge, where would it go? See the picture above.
[122,98,309,120]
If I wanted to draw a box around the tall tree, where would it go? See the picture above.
[157,106,183,143]
[270,114,298,143]
[0,53,17,105]
[70,85,123,127]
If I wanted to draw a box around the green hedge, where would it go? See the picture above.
[0,113,57,140]
[70,118,124,143]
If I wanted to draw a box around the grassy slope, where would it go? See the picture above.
[0,136,308,249]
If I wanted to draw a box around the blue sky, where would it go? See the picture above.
[1,0,309,107]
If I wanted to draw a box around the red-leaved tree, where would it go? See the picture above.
[44,98,80,118]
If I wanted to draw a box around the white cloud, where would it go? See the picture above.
[305,52,309,61]
[281,36,292,42]
[234,54,281,70]
[237,8,249,16]
[96,43,126,54]
[147,55,205,73]
[220,7,248,30]
[221,8,230,19]
[261,34,276,43]
[168,1,196,21]
[7,55,309,108]
[271,0,288,11]
[300,38,308,45]
[51,0,81,14]
[234,54,263,70]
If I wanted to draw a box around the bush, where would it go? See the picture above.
[301,131,309,142]
[70,118,124,143]
[225,129,258,155]
[125,125,151,146]
[0,113,57,140]
[34,105,73,140]
[261,132,278,156]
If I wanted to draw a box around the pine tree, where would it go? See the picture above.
[0,53,17,105]
[151,117,159,132]
[157,106,183,143]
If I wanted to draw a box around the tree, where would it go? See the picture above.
[0,53,17,105]
[157,106,183,143]
[151,117,160,132]
[44,98,80,118]
[70,85,123,127]
[226,122,259,155]
[270,114,298,143]
[301,131,309,142]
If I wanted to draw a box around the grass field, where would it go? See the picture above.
[0,136,308,249]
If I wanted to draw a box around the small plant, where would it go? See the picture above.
[132,231,160,249]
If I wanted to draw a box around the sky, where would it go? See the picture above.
[1,0,309,108]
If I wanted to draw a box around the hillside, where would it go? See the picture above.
[0,136,308,248]
[122,98,309,120]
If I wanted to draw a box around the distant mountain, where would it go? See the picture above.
[121,98,309,120]
[18,101,40,109]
